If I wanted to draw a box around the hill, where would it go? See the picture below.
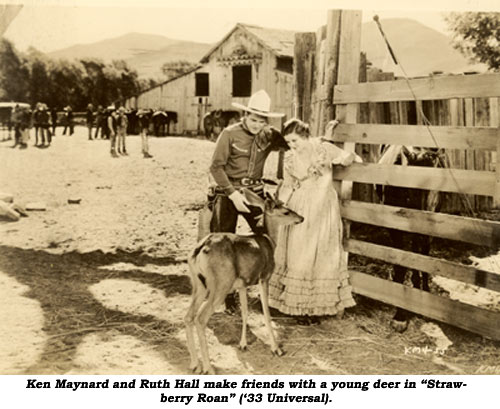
[48,32,179,62]
[48,32,211,79]
[360,18,486,77]
[126,41,212,79]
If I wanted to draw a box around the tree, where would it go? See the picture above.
[445,12,500,70]
[0,38,29,101]
[161,60,198,80]
[26,48,51,106]
[0,38,148,110]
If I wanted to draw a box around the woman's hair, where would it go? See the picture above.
[282,118,310,138]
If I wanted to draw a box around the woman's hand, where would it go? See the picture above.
[332,152,362,166]
[325,119,340,139]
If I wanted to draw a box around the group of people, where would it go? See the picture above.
[9,102,78,150]
[85,104,153,159]
[206,89,361,324]
[10,103,67,149]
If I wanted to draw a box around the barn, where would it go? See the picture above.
[123,23,297,134]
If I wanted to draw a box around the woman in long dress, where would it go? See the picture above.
[269,119,360,324]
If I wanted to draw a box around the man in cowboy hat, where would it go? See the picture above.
[107,105,119,157]
[137,108,153,158]
[116,107,129,155]
[208,89,288,313]
[62,106,74,136]
[86,103,94,140]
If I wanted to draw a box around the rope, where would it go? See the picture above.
[373,14,500,270]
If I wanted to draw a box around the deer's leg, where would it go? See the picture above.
[238,287,248,351]
[258,279,283,356]
[194,296,216,375]
[194,271,234,375]
[184,279,206,373]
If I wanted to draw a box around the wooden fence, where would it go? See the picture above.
[295,9,500,341]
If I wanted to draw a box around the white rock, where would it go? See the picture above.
[0,192,14,203]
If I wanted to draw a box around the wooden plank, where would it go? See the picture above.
[495,132,500,208]
[335,9,362,267]
[346,239,500,293]
[464,98,479,211]
[293,32,317,122]
[341,200,500,247]
[474,98,492,210]
[334,73,500,104]
[491,98,500,208]
[350,271,500,341]
[320,10,341,134]
[333,123,498,150]
[333,163,494,196]
[311,25,326,136]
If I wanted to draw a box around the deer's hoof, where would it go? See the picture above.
[390,319,409,333]
[239,344,248,352]
[202,365,216,375]
[190,362,202,374]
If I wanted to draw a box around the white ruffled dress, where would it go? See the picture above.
[269,137,356,316]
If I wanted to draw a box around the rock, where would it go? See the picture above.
[68,198,82,204]
[0,192,14,203]
[0,201,20,221]
[26,202,47,211]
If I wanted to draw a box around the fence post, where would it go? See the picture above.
[293,32,316,123]
[334,10,362,262]
[319,10,342,136]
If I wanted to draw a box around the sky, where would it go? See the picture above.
[3,0,500,53]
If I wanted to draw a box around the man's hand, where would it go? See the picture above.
[228,190,251,213]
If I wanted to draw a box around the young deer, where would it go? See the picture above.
[185,188,303,374]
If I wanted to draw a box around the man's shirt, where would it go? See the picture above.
[210,121,280,195]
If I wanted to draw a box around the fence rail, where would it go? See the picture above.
[334,73,500,104]
[334,123,499,151]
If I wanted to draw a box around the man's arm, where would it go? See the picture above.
[209,130,235,195]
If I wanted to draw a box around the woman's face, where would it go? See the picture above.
[285,132,308,151]
[244,113,268,135]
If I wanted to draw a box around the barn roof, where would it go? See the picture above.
[200,23,297,63]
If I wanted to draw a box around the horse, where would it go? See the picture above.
[203,110,240,140]
[376,145,444,332]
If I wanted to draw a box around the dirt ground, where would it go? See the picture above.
[0,127,499,375]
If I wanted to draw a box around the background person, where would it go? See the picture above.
[137,108,153,158]
[86,103,94,140]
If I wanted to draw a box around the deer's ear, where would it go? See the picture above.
[242,188,265,211]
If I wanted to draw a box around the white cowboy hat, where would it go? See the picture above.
[232,90,284,118]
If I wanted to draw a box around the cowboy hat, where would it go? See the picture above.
[232,90,284,118]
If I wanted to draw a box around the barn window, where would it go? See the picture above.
[195,73,209,97]
[276,56,293,74]
[232,65,252,97]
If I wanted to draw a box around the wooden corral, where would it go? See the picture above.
[123,23,296,134]
[296,13,498,214]
[296,9,500,340]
